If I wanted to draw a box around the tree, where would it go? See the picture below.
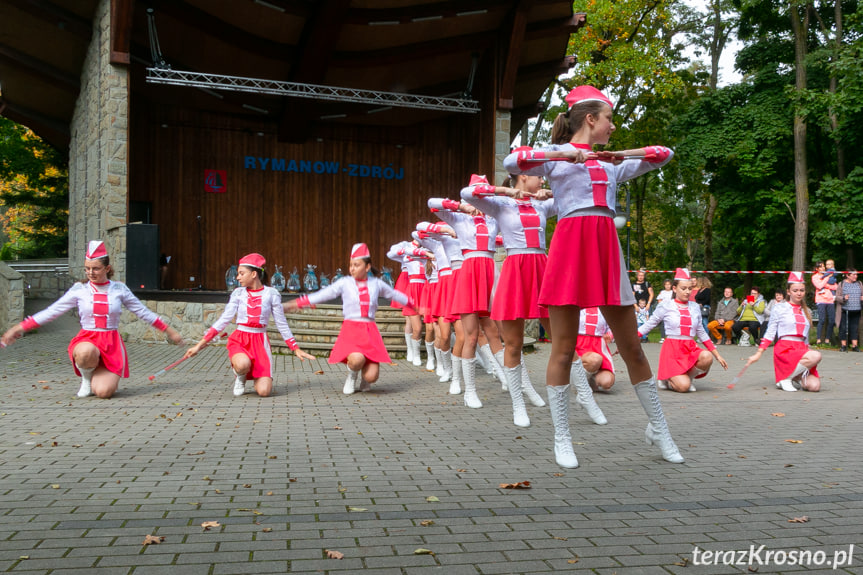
[0,117,68,259]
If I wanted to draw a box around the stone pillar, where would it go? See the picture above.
[0,263,25,330]
[69,0,129,281]
[494,109,511,185]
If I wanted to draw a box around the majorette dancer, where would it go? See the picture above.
[412,229,452,380]
[503,85,680,468]
[185,253,315,397]
[576,308,616,405]
[417,221,464,391]
[429,178,506,409]
[637,268,728,393]
[286,243,413,395]
[459,172,555,426]
[386,241,413,364]
[746,272,823,392]
[385,240,431,368]
[419,255,439,373]
[2,241,183,399]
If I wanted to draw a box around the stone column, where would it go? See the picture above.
[494,110,511,185]
[69,0,129,280]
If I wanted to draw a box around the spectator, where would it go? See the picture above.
[636,300,650,342]
[733,286,766,346]
[811,260,837,346]
[708,287,738,345]
[632,268,654,310]
[761,289,785,340]
[835,269,862,352]
[655,278,673,343]
[693,276,712,334]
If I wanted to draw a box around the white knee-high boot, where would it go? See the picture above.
[634,378,684,463]
[571,359,607,425]
[344,369,360,395]
[489,349,508,388]
[438,350,452,383]
[76,364,95,398]
[504,366,530,427]
[449,355,462,394]
[426,342,436,371]
[462,357,482,408]
[232,369,247,397]
[411,338,423,367]
[546,385,579,468]
[404,333,414,363]
[520,357,546,406]
[434,347,444,376]
[476,344,494,376]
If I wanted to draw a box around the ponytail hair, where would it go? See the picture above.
[362,256,380,278]
[240,264,268,286]
[551,100,611,145]
[80,255,114,282]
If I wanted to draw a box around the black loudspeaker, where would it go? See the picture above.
[127,224,159,290]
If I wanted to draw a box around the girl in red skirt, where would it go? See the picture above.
[747,272,822,392]
[286,243,412,395]
[2,241,183,399]
[572,307,614,425]
[429,182,506,409]
[460,171,554,426]
[385,241,430,367]
[186,253,315,397]
[503,85,681,468]
[638,268,727,393]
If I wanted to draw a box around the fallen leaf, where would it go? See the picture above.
[553,536,568,541]
[784,439,804,444]
[315,370,325,375]
[347,507,367,512]
[553,473,564,477]
[289,478,297,483]
[727,474,733,477]
[771,412,785,417]
[568,558,579,564]
[338,486,347,493]
[674,557,689,567]
[787,516,809,523]
[142,535,165,545]
[236,508,253,512]
[499,481,531,489]
[457,469,468,473]
[51,484,60,489]
[394,451,404,454]
[214,489,222,494]
[38,380,48,383]
[426,496,440,502]
[42,386,50,390]
[243,484,252,488]
[748,566,759,572]
[420,520,435,526]
[190,451,205,455]
[18,556,29,560]
[266,491,273,496]
[201,521,221,530]
[333,426,342,430]
[414,548,435,555]
[262,528,272,533]
[784,464,794,468]
[325,549,344,559]
[268,455,277,459]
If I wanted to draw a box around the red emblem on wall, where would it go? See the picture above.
[204,169,227,193]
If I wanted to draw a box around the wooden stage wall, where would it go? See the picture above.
[129,106,488,290]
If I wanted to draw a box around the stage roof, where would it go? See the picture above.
[0,0,582,149]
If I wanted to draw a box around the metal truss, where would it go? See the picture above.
[145,68,480,114]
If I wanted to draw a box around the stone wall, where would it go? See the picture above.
[69,0,130,281]
[494,109,512,185]
[119,300,224,344]
[0,263,25,331]
[7,259,74,298]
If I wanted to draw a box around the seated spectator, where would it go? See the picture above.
[733,286,766,346]
[636,300,650,342]
[708,287,738,345]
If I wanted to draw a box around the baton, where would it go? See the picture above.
[529,155,645,162]
[727,362,752,389]
[148,332,227,381]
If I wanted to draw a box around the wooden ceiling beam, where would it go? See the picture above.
[498,0,533,110]
[345,0,503,24]
[0,42,80,92]
[144,0,296,63]
[248,0,314,18]
[4,0,93,42]
[524,13,585,41]
[279,0,351,143]
[110,0,135,65]
[0,96,70,149]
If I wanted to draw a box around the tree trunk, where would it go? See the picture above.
[703,192,718,287]
[831,0,846,180]
[790,2,810,271]
[634,178,647,268]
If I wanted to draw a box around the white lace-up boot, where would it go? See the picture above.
[570,360,607,425]
[411,339,423,367]
[520,358,546,406]
[76,364,94,398]
[462,357,482,408]
[404,333,414,363]
[438,350,452,383]
[232,369,247,396]
[504,366,530,427]
[449,355,462,394]
[426,342,436,371]
[546,385,579,468]
[344,369,360,395]
[476,344,494,377]
[634,378,684,463]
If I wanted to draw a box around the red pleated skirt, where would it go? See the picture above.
[421,280,437,324]
[657,338,707,380]
[773,339,819,381]
[444,268,461,322]
[433,274,453,321]
[540,215,634,308]
[491,253,548,320]
[329,320,391,365]
[68,330,129,378]
[391,270,408,310]
[226,330,273,379]
[575,334,614,372]
[451,257,494,317]
[402,281,425,317]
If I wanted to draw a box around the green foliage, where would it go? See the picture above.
[0,117,68,259]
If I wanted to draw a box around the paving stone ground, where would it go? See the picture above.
[1,304,862,574]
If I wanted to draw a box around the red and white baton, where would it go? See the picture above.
[148,332,227,381]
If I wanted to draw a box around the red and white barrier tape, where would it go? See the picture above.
[628,270,826,275]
